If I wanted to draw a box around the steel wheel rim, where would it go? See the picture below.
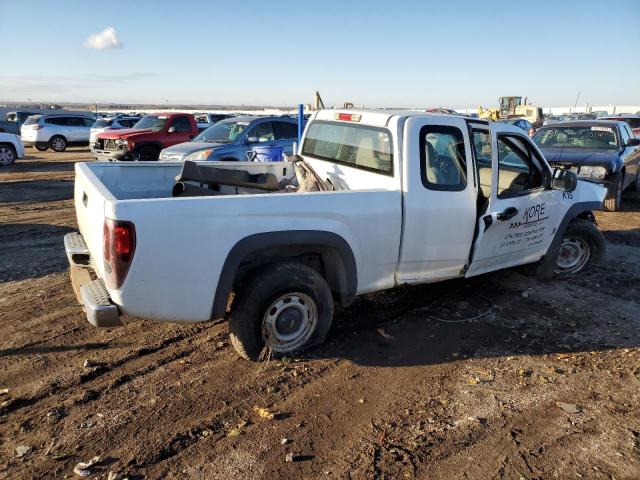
[555,237,590,274]
[262,292,317,353]
[0,147,14,165]
[52,138,65,150]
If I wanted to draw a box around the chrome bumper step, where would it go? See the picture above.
[64,232,90,266]
[80,279,123,328]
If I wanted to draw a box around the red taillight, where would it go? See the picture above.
[334,113,362,122]
[103,218,136,289]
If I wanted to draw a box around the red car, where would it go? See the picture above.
[600,115,640,138]
[91,112,199,161]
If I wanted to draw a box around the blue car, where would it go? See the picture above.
[158,116,299,162]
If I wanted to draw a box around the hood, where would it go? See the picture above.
[96,128,153,140]
[538,147,620,169]
[161,141,227,155]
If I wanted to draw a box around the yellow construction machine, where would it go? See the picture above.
[478,96,544,126]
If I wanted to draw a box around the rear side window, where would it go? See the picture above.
[171,116,192,132]
[82,118,95,127]
[301,120,393,175]
[420,125,467,190]
[45,117,68,126]
[273,121,297,140]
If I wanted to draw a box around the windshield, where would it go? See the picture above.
[93,119,114,128]
[193,120,249,143]
[133,115,168,132]
[533,126,619,150]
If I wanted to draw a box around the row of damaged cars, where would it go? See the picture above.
[90,112,300,162]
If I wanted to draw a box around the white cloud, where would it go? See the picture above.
[84,26,122,50]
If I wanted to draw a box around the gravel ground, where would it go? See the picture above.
[0,149,639,480]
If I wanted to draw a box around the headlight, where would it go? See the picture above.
[185,148,213,161]
[578,166,607,180]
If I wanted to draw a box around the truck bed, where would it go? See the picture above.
[82,161,297,200]
[73,160,403,322]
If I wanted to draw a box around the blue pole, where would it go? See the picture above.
[297,103,304,149]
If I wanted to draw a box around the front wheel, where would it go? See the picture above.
[554,219,605,275]
[34,145,49,152]
[0,144,17,166]
[229,262,334,361]
[603,172,623,212]
[136,146,158,161]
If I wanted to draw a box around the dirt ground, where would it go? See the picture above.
[1,149,639,480]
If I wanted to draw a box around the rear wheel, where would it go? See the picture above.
[0,144,16,166]
[229,262,334,361]
[34,145,49,152]
[49,136,67,152]
[554,219,605,275]
[136,146,159,161]
[603,172,623,212]
[631,169,640,192]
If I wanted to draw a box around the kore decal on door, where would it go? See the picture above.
[500,202,549,249]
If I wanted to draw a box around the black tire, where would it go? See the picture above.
[34,145,49,152]
[553,219,605,275]
[49,135,67,152]
[631,169,640,192]
[0,144,17,166]
[229,262,334,361]
[603,172,623,211]
[136,146,159,161]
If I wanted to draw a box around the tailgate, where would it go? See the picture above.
[74,163,113,279]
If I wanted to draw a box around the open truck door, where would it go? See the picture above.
[465,123,562,277]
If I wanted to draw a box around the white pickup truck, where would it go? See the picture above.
[66,110,606,360]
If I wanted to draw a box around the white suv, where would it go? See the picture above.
[0,132,25,166]
[21,114,96,152]
[89,116,140,145]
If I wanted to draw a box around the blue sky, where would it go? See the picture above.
[1,0,639,108]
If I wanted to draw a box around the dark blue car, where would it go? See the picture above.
[533,120,640,211]
[158,115,299,162]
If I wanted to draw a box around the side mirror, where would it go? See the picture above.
[246,136,259,144]
[167,126,176,133]
[551,168,578,192]
[626,138,640,147]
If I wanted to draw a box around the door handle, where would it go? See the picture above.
[496,206,518,221]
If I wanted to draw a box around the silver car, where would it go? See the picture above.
[21,114,96,152]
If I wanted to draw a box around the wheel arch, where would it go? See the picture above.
[533,201,602,279]
[211,231,357,320]
[132,141,163,153]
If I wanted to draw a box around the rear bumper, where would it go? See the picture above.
[65,232,123,327]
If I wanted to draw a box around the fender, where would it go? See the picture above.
[534,201,602,278]
[211,231,357,320]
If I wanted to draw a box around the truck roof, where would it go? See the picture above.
[146,112,193,117]
[314,109,487,128]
